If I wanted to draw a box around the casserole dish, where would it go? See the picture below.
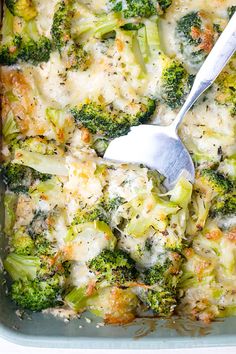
[1,0,236,348]
[1,272,236,349]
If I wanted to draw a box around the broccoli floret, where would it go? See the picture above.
[72,205,109,225]
[211,193,236,217]
[51,0,89,71]
[1,163,51,194]
[18,36,52,64]
[144,258,178,288]
[0,34,22,65]
[199,169,233,195]
[51,0,71,51]
[110,0,172,18]
[4,253,68,311]
[0,8,52,65]
[11,277,62,311]
[88,249,138,285]
[160,58,193,109]
[5,0,37,21]
[188,169,233,234]
[227,6,236,19]
[71,99,156,138]
[11,227,35,255]
[142,288,176,315]
[216,70,236,116]
[176,11,215,68]
[139,256,180,315]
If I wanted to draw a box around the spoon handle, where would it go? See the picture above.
[171,12,236,131]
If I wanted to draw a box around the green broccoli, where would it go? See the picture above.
[10,227,35,255]
[88,249,138,285]
[176,11,215,67]
[215,70,236,116]
[0,8,52,65]
[110,0,172,18]
[11,136,64,156]
[210,193,236,217]
[160,57,193,109]
[2,111,20,143]
[188,169,233,234]
[140,288,176,315]
[138,255,180,315]
[144,258,179,289]
[71,99,156,138]
[5,0,37,21]
[4,253,68,311]
[64,286,90,312]
[11,277,62,311]
[227,6,236,19]
[18,36,52,64]
[199,169,233,195]
[1,163,51,194]
[51,0,89,71]
[72,205,109,225]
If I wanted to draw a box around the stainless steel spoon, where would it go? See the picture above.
[104,12,236,189]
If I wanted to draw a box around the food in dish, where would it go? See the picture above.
[1,0,235,324]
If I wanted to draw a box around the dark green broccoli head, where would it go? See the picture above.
[110,0,172,18]
[19,37,52,64]
[1,163,51,194]
[211,193,236,217]
[176,11,215,67]
[142,288,176,315]
[0,35,52,66]
[11,276,62,311]
[72,204,110,225]
[11,228,35,256]
[88,249,138,285]
[161,59,193,109]
[0,35,22,65]
[51,0,89,71]
[34,235,54,256]
[4,252,70,311]
[199,169,233,194]
[5,0,37,21]
[51,0,72,51]
[144,258,178,289]
[227,6,236,19]
[0,5,51,65]
[216,71,236,116]
[10,226,54,256]
[71,99,156,138]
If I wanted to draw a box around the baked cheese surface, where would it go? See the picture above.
[1,0,236,323]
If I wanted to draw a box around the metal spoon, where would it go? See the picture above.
[104,12,236,189]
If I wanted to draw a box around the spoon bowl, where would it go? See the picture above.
[105,124,194,189]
